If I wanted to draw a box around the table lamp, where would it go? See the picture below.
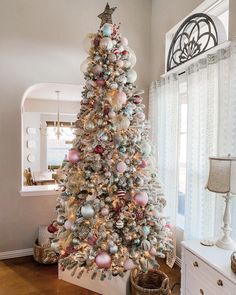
[206,156,236,250]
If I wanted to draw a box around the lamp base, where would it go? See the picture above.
[216,238,236,250]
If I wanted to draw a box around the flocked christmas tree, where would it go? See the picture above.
[53,4,173,280]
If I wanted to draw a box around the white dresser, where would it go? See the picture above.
[181,240,236,295]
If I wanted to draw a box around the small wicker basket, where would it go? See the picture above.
[33,239,58,264]
[231,252,236,274]
[130,269,171,295]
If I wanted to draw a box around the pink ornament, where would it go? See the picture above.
[94,145,104,154]
[95,252,112,269]
[101,207,109,216]
[116,91,127,104]
[96,79,106,87]
[64,220,73,230]
[124,258,135,270]
[121,37,128,47]
[139,160,147,168]
[149,247,157,256]
[133,192,149,207]
[87,236,97,246]
[68,149,80,164]
[116,161,127,173]
[134,95,142,104]
[114,48,119,54]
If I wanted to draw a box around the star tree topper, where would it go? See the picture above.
[98,3,117,27]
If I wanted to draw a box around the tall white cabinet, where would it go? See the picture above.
[181,240,236,295]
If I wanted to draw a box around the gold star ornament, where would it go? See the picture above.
[98,3,117,28]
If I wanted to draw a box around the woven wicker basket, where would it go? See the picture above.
[130,269,171,295]
[33,239,58,264]
[231,252,236,274]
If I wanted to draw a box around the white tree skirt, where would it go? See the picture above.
[58,266,131,295]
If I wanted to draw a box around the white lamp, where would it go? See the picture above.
[206,156,236,250]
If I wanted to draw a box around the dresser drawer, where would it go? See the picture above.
[184,249,234,294]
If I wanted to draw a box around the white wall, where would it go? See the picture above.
[0,0,151,252]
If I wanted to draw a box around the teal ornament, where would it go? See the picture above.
[102,24,112,37]
[133,238,141,246]
[142,226,150,236]
[119,146,126,153]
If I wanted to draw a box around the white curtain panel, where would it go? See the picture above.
[150,41,236,240]
[149,75,179,225]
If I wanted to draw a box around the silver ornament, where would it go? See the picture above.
[81,204,95,219]
[57,215,66,226]
[109,244,118,254]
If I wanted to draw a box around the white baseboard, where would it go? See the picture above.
[175,256,181,268]
[0,248,33,260]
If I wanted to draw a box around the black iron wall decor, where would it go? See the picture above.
[167,13,218,71]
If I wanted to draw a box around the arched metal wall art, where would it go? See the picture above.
[167,13,218,71]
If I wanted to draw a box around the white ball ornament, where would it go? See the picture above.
[101,207,109,216]
[95,252,112,269]
[116,219,124,229]
[81,204,95,219]
[100,37,113,51]
[124,258,135,270]
[64,220,73,230]
[127,47,137,68]
[116,161,127,173]
[80,58,90,73]
[141,142,152,156]
[126,69,137,83]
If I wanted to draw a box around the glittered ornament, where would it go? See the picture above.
[110,82,118,90]
[124,258,135,270]
[141,239,151,251]
[113,114,130,131]
[139,160,147,168]
[87,236,97,246]
[95,252,112,269]
[101,207,109,216]
[47,223,58,233]
[116,161,127,173]
[81,204,95,219]
[100,37,113,50]
[94,145,104,154]
[133,191,149,207]
[116,219,124,229]
[64,220,73,230]
[68,149,80,164]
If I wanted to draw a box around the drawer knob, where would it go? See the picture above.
[193,261,199,267]
[200,288,204,295]
[217,279,223,286]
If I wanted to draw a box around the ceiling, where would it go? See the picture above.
[27,83,83,102]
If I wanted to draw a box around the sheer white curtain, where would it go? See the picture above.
[149,41,236,240]
[149,75,179,225]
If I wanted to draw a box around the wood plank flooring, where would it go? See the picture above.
[0,256,180,295]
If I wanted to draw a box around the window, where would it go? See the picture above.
[47,124,74,168]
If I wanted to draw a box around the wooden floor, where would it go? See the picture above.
[0,256,180,295]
